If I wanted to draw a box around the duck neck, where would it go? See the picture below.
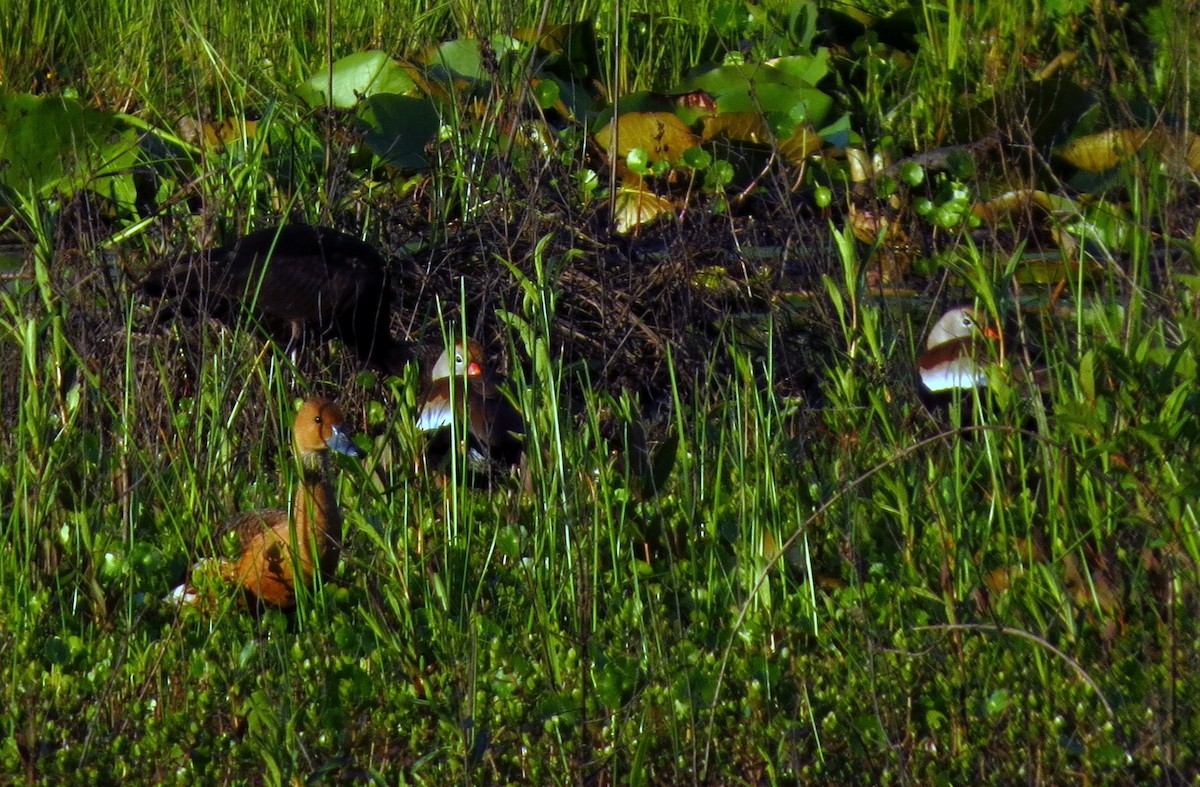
[293,452,341,578]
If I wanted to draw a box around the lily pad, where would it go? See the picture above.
[679,61,835,128]
[1057,128,1200,173]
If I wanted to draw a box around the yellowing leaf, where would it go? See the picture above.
[701,113,821,165]
[595,111,699,166]
[1058,128,1200,173]
[778,124,822,164]
[613,183,673,234]
[701,112,771,145]
[177,116,260,151]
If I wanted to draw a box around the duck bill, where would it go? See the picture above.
[326,426,367,458]
[983,322,1004,362]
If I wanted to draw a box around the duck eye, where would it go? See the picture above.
[455,353,464,364]
[314,416,323,424]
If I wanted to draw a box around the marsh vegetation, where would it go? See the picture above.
[2,0,1199,781]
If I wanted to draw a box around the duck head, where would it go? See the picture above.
[430,339,484,381]
[294,397,366,459]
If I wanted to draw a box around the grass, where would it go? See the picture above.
[3,0,1200,782]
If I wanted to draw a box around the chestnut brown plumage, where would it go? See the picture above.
[416,339,524,467]
[146,224,411,373]
[917,306,1052,420]
[167,397,366,610]
[917,307,1000,394]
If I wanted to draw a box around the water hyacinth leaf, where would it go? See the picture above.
[298,51,420,109]
[361,94,442,170]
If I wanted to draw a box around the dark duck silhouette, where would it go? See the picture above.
[416,338,524,470]
[167,397,366,610]
[146,224,411,373]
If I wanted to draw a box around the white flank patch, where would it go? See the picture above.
[920,358,988,392]
[416,400,453,431]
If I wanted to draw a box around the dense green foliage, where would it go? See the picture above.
[3,0,1200,782]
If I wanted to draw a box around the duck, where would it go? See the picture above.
[416,338,524,468]
[918,304,1055,415]
[917,306,1001,394]
[167,397,366,609]
[145,224,411,374]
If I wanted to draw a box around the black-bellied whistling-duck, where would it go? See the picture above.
[416,338,524,467]
[918,305,1053,413]
[168,397,366,609]
[146,224,411,373]
[918,306,1002,394]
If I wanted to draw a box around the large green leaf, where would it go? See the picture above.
[678,62,834,127]
[0,93,140,204]
[298,51,420,109]
[360,94,443,170]
[424,35,520,83]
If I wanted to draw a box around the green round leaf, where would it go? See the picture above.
[626,147,650,174]
[899,161,925,186]
[683,146,713,170]
[533,79,560,110]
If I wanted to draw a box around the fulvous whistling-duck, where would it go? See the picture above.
[146,224,411,373]
[168,397,366,610]
[416,338,524,468]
